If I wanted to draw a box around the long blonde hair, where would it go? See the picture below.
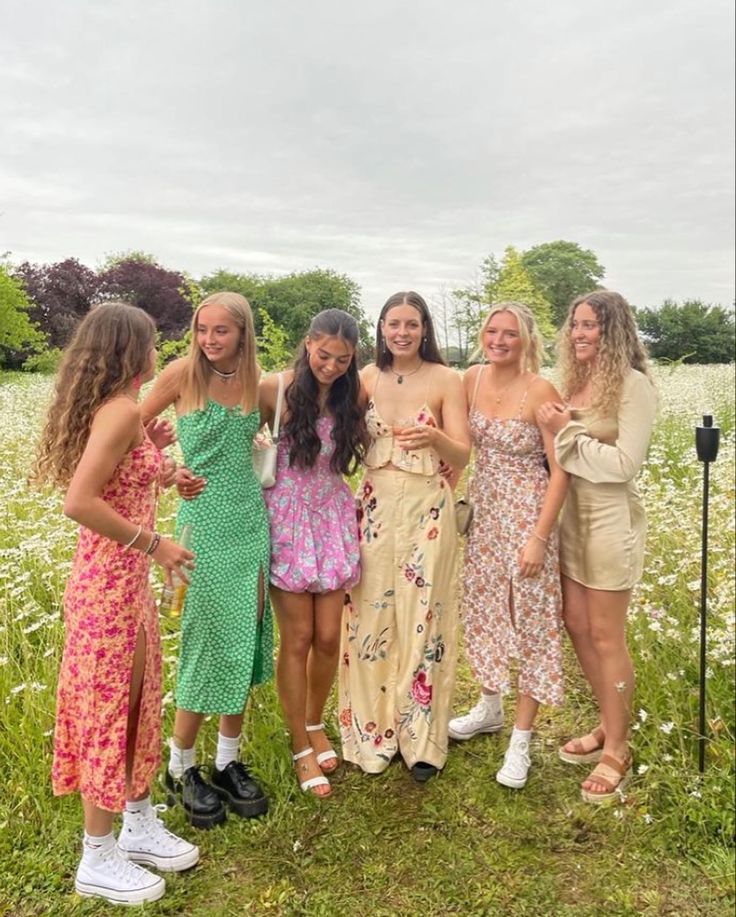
[179,292,259,414]
[471,301,545,373]
[558,290,653,415]
[32,302,156,488]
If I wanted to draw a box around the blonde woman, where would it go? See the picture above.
[538,290,657,803]
[142,292,271,828]
[449,303,567,789]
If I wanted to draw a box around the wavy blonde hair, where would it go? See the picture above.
[558,290,653,415]
[32,302,156,488]
[179,292,259,414]
[471,301,545,373]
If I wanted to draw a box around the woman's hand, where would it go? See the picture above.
[175,466,206,501]
[518,535,546,578]
[152,536,195,585]
[536,401,571,436]
[159,455,178,488]
[395,423,436,451]
[145,417,176,451]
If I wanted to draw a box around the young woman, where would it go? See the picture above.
[258,309,369,797]
[538,290,657,804]
[448,303,567,789]
[338,291,470,782]
[33,302,198,906]
[142,292,271,828]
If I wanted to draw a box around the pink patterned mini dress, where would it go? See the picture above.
[264,415,360,593]
[52,434,163,812]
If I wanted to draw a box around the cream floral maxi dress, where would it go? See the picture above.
[338,398,459,773]
[462,390,564,707]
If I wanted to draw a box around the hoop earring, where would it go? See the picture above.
[381,337,387,354]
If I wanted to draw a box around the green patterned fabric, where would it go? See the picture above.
[175,401,272,714]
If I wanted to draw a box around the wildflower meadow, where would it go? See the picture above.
[0,365,733,916]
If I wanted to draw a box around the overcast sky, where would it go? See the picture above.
[1,0,733,321]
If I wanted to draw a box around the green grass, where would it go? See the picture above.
[0,365,734,916]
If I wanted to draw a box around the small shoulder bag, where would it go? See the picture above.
[252,372,284,488]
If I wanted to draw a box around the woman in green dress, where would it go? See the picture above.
[142,292,272,829]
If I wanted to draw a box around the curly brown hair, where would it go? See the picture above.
[32,302,156,488]
[558,290,653,416]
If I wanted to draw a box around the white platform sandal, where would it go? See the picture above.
[306,723,340,774]
[293,748,331,797]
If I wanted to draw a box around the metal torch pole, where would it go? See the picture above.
[695,414,720,774]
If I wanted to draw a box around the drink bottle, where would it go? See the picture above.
[160,525,193,617]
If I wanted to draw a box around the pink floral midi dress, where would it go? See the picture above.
[462,402,564,707]
[52,435,163,812]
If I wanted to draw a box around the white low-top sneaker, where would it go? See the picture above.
[496,735,532,789]
[76,841,165,905]
[118,804,200,872]
[448,697,504,740]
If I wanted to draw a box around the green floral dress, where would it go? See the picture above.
[175,401,272,714]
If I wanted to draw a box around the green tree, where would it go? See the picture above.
[494,246,556,339]
[636,300,735,364]
[521,240,605,326]
[257,308,291,371]
[200,268,370,354]
[0,266,45,368]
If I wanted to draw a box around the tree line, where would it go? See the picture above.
[1,242,733,370]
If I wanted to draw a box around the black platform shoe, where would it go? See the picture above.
[165,765,227,829]
[411,761,440,783]
[211,761,269,818]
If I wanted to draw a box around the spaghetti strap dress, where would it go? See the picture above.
[175,401,273,715]
[264,414,360,593]
[53,434,163,812]
[338,370,459,773]
[462,374,564,706]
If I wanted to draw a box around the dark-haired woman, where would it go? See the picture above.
[338,292,470,781]
[259,309,369,797]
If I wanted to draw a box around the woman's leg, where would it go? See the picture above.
[582,588,634,791]
[272,587,329,795]
[513,693,540,731]
[305,589,344,761]
[560,576,605,750]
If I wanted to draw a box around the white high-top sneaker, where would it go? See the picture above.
[75,836,165,905]
[496,732,532,789]
[448,695,504,740]
[118,803,200,872]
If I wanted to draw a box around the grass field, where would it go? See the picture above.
[0,364,734,916]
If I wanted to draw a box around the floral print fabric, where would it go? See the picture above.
[462,411,564,706]
[53,436,163,812]
[339,456,459,772]
[264,415,360,593]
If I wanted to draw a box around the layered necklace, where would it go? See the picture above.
[209,362,238,382]
[390,360,423,385]
[488,369,524,403]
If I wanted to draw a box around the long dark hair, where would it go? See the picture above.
[375,291,446,369]
[283,309,369,475]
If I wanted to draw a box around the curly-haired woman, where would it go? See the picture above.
[33,303,197,905]
[538,291,657,804]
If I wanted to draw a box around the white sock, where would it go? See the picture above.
[480,692,501,711]
[215,732,240,772]
[168,737,196,778]
[83,831,115,854]
[124,796,152,816]
[511,726,532,743]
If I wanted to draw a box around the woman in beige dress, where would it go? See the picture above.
[338,291,470,782]
[538,290,657,804]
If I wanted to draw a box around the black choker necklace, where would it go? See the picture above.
[390,361,423,384]
[210,365,237,380]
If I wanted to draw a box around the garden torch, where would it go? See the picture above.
[695,414,719,773]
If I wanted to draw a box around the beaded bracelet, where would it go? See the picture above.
[124,524,143,550]
[145,532,161,555]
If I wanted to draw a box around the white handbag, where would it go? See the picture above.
[252,372,284,488]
